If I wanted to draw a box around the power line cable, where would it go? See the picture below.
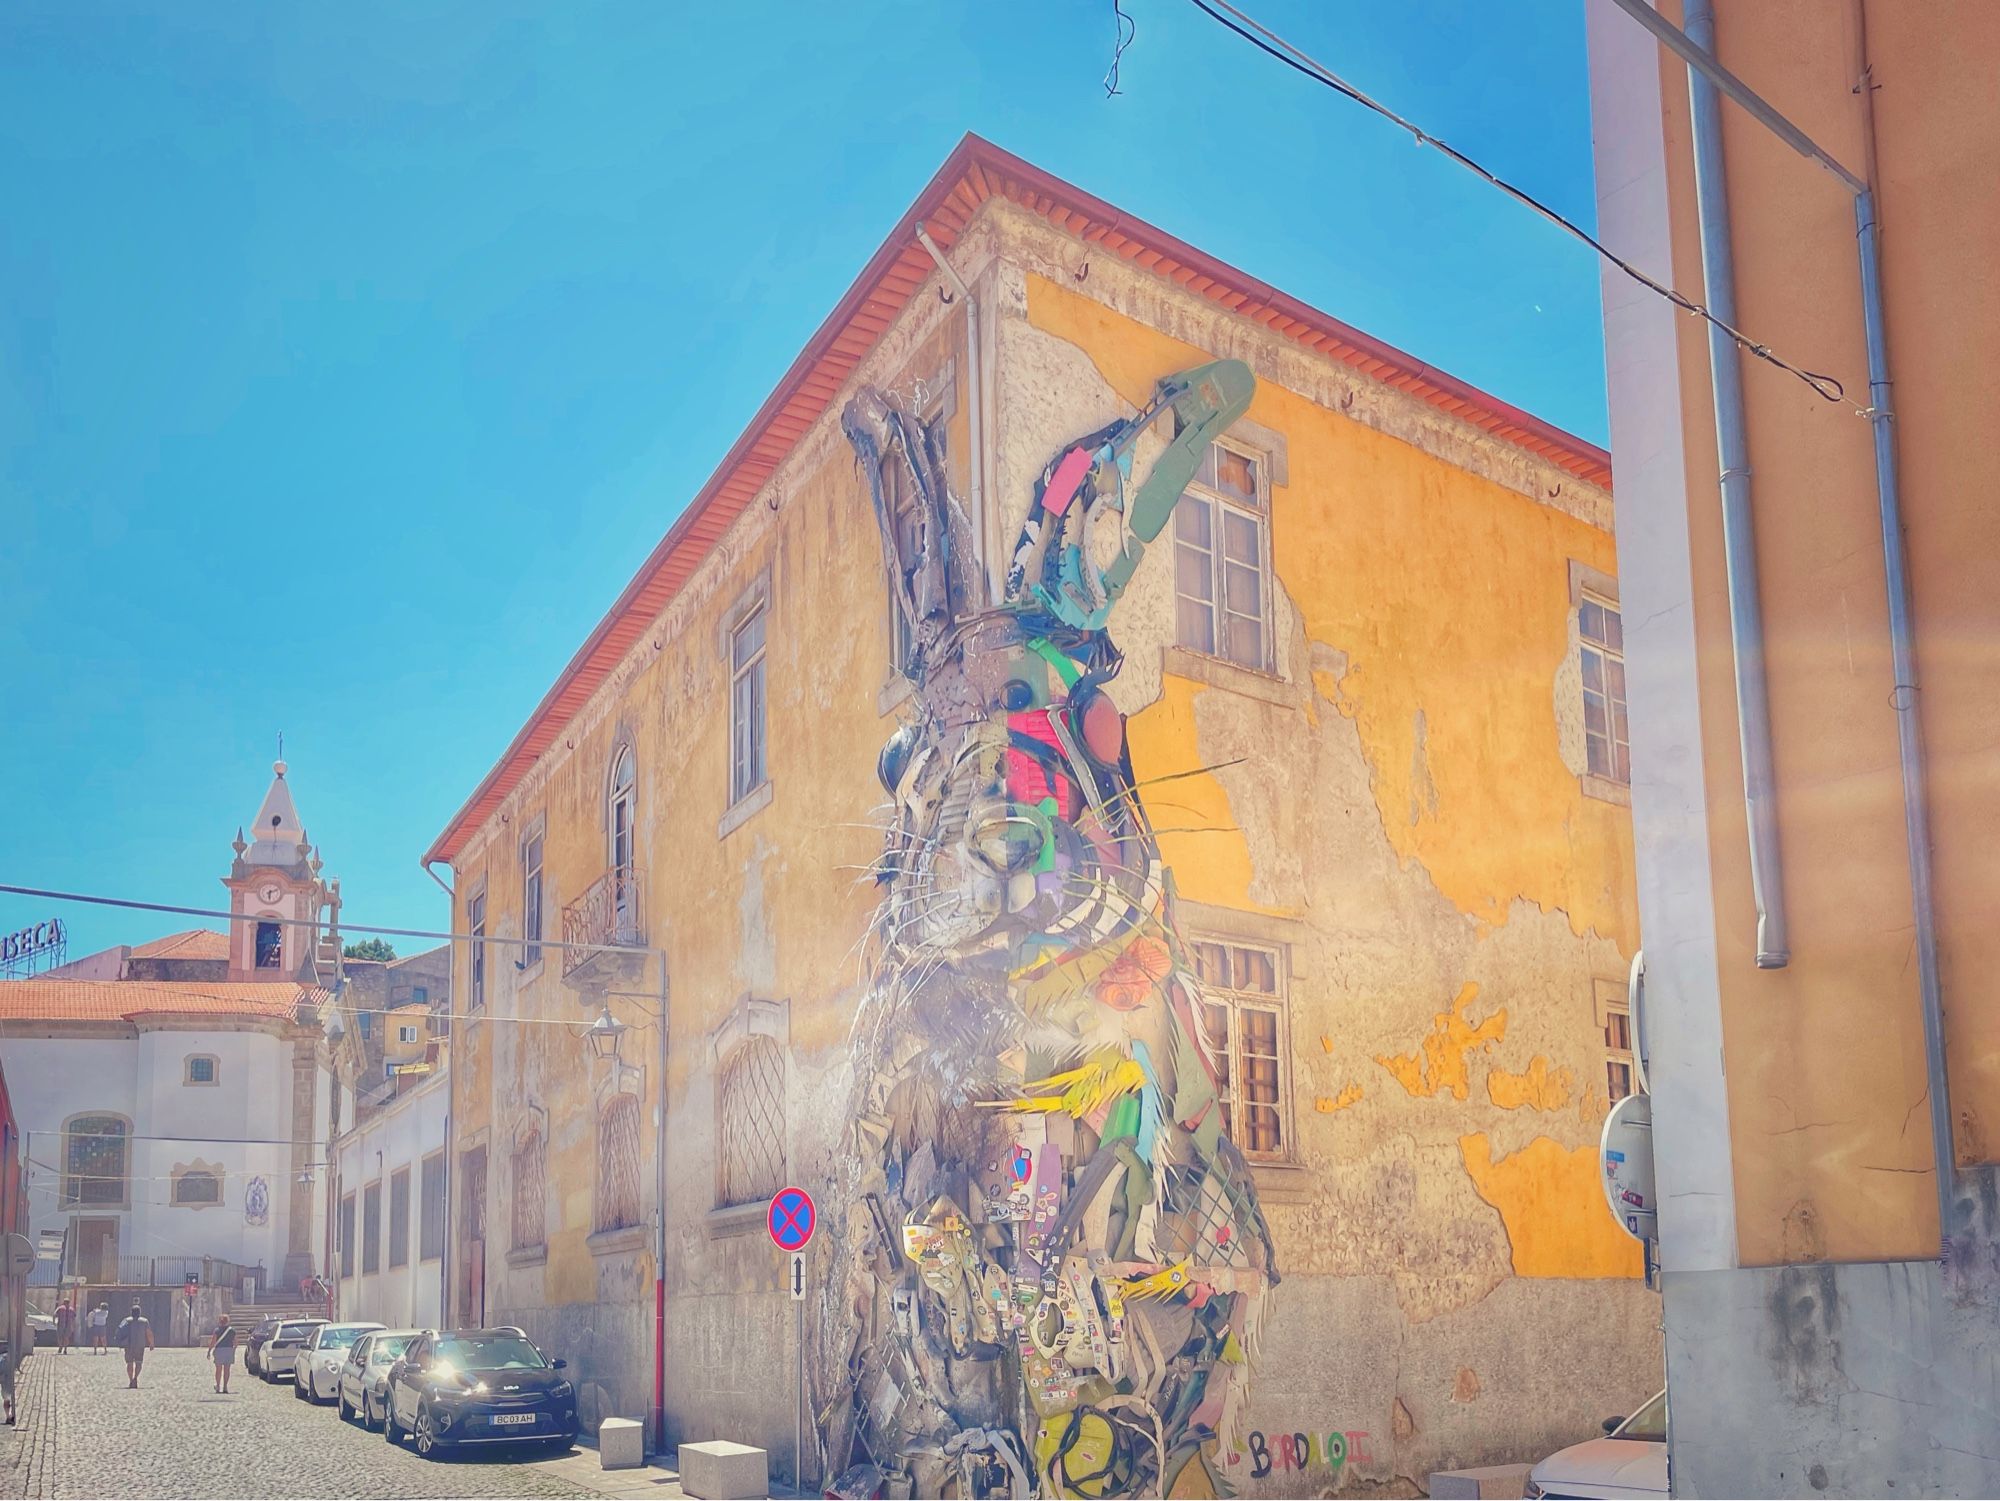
[1178,0,1853,409]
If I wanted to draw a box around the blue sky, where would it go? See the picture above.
[0,0,1605,961]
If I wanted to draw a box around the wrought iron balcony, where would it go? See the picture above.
[562,864,645,980]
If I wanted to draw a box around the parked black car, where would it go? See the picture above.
[243,1318,282,1377]
[382,1329,578,1458]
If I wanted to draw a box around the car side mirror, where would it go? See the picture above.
[1602,1416,1624,1435]
[552,1358,567,1371]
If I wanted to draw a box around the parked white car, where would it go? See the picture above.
[1525,1389,1667,1499]
[293,1321,384,1404]
[337,1328,418,1430]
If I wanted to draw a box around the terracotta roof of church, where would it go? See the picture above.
[128,929,231,961]
[0,979,323,1024]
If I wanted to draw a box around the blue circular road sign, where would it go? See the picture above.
[768,1186,816,1251]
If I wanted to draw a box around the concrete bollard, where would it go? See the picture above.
[1429,1462,1534,1499]
[597,1417,645,1471]
[678,1440,769,1500]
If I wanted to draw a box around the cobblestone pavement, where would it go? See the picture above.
[2,1348,608,1499]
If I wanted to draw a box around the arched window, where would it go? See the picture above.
[607,746,638,939]
[171,1164,223,1209]
[595,1094,642,1233]
[62,1114,130,1207]
[184,1054,219,1087]
[716,1036,786,1208]
[511,1129,546,1252]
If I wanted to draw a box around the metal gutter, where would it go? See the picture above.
[1683,0,1788,968]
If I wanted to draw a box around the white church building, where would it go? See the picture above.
[1,762,340,1294]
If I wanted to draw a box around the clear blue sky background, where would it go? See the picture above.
[0,0,1606,961]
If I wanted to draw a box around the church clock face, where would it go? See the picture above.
[260,883,282,905]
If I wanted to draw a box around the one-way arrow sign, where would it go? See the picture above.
[788,1251,806,1302]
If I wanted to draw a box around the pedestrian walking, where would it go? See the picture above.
[53,1299,73,1355]
[207,1316,236,1394]
[114,1302,153,1389]
[88,1302,110,1354]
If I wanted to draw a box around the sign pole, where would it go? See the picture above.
[795,1275,804,1491]
[767,1188,816,1493]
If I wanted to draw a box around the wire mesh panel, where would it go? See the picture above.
[595,1096,643,1232]
[511,1134,546,1250]
[717,1035,787,1208]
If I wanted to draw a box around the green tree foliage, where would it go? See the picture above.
[343,937,398,962]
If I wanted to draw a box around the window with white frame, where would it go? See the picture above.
[1175,441,1272,671]
[1604,997,1635,1103]
[729,603,768,805]
[521,829,544,968]
[467,890,486,1011]
[1192,939,1290,1160]
[339,1193,357,1277]
[398,1024,418,1044]
[1580,593,1630,786]
[184,1054,218,1087]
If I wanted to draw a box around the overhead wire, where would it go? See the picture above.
[1177,0,1854,409]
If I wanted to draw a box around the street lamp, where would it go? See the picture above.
[582,1006,628,1063]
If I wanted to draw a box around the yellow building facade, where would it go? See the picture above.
[428,138,1658,1492]
[1587,1,2000,1493]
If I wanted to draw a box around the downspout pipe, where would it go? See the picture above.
[1684,0,1789,969]
[1607,0,1957,1246]
[1856,188,1957,1243]
[914,222,990,603]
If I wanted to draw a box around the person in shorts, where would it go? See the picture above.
[115,1303,153,1389]
[89,1302,110,1354]
[53,1300,73,1355]
[207,1316,236,1394]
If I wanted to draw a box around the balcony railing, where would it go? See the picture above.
[562,864,645,978]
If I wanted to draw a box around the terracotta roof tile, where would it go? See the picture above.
[129,929,231,961]
[425,134,1612,867]
[0,979,323,1024]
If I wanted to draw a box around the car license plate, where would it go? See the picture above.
[491,1413,536,1426]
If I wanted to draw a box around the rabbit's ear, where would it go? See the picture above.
[843,386,972,684]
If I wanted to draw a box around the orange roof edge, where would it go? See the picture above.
[423,133,1611,868]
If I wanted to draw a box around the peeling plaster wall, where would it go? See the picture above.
[990,201,1658,1489]
[443,189,1657,1487]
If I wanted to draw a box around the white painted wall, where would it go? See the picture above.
[332,1072,447,1329]
[7,1023,329,1291]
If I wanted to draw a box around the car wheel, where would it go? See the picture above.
[384,1399,403,1445]
[337,1389,351,1422]
[414,1402,441,1460]
[363,1394,381,1432]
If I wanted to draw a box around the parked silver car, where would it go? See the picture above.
[336,1328,419,1430]
[257,1319,327,1382]
[293,1321,383,1403]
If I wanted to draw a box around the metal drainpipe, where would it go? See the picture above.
[1684,0,1789,969]
[1856,203,1958,1247]
[914,223,990,603]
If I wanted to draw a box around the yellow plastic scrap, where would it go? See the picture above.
[1002,1050,1146,1118]
[1119,1259,1192,1302]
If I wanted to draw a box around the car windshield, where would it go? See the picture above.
[1613,1390,1668,1442]
[318,1326,373,1350]
[279,1323,322,1338]
[436,1334,547,1371]
[367,1335,413,1363]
